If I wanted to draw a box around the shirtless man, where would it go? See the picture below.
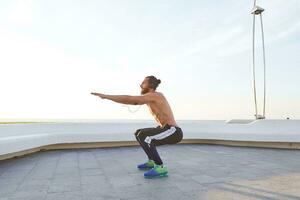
[91,75,183,178]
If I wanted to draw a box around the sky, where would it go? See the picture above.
[0,0,299,120]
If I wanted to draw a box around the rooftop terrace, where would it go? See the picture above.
[1,144,300,200]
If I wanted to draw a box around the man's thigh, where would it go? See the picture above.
[135,126,157,136]
[153,132,181,146]
[136,126,161,139]
[148,126,183,146]
[137,126,182,146]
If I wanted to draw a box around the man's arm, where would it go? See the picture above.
[91,92,155,105]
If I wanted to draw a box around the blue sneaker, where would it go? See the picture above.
[144,164,168,178]
[137,159,155,170]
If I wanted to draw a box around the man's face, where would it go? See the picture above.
[140,78,151,95]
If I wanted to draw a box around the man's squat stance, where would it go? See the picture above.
[91,75,183,178]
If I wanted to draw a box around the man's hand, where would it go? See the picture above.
[91,92,107,99]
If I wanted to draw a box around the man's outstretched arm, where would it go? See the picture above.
[91,92,154,105]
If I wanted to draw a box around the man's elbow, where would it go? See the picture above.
[132,101,144,105]
[132,99,146,105]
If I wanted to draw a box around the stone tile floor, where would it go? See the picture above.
[1,144,300,200]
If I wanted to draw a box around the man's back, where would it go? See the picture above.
[146,92,178,127]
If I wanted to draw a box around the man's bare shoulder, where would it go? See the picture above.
[142,92,163,101]
[148,91,164,97]
[154,92,166,99]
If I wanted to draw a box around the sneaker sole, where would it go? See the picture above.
[137,167,154,170]
[144,172,168,179]
[138,168,153,171]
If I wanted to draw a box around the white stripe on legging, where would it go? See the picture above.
[144,127,177,144]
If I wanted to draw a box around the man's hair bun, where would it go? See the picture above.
[146,75,161,90]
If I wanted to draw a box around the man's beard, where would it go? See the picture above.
[140,88,150,95]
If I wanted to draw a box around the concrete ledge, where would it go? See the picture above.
[1,119,300,160]
[181,139,300,149]
[1,138,300,161]
[0,141,140,161]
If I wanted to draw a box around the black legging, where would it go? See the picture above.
[134,124,183,165]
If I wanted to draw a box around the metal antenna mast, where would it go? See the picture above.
[251,0,267,120]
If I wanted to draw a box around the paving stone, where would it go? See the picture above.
[17,178,50,191]
[80,168,104,176]
[0,182,18,197]
[45,191,83,200]
[48,176,81,193]
[8,190,47,200]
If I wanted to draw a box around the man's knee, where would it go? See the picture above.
[135,129,147,141]
[134,129,141,137]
